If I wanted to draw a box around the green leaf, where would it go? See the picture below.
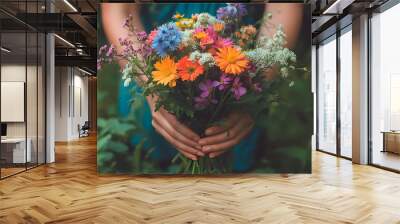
[133,140,145,172]
[107,141,129,153]
[98,151,114,163]
[98,134,111,150]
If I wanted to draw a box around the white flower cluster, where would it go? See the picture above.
[181,29,194,46]
[189,51,215,66]
[122,62,133,87]
[193,13,222,28]
[245,48,274,69]
[245,26,296,78]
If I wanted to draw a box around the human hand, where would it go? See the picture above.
[147,96,204,160]
[198,112,254,158]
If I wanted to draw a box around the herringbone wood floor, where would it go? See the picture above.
[1,135,400,224]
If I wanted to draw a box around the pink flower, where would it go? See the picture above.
[146,29,158,45]
[205,26,218,41]
[209,37,233,55]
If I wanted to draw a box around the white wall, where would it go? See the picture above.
[54,67,89,141]
[1,63,46,164]
[72,73,89,138]
[55,67,69,141]
[1,65,41,138]
[1,65,26,140]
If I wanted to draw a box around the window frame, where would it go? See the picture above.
[315,23,353,160]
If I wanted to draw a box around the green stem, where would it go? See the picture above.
[195,161,200,174]
[185,159,192,174]
[191,160,196,174]
[208,90,231,125]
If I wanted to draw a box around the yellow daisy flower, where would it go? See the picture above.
[173,13,184,19]
[176,18,194,30]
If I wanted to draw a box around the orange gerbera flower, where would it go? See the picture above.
[152,56,178,87]
[177,56,204,81]
[215,47,249,75]
[193,31,213,49]
[213,22,225,32]
[193,31,207,40]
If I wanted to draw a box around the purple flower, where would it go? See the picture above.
[195,80,219,110]
[248,62,257,73]
[194,96,218,110]
[136,31,147,41]
[231,77,247,100]
[216,7,231,21]
[230,3,247,17]
[253,83,262,93]
[97,58,102,70]
[199,80,219,98]
[217,3,247,21]
[122,14,133,28]
[140,45,153,57]
[98,45,108,55]
[98,44,116,70]
[216,74,233,91]
[106,44,115,57]
[194,97,208,110]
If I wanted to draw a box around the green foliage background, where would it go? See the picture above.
[97,6,313,174]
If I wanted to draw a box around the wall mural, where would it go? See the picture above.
[97,3,312,174]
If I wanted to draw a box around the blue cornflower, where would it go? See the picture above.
[152,23,182,57]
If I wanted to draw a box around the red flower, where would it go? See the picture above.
[177,56,204,81]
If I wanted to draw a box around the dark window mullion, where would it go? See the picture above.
[36,0,39,167]
[316,44,320,151]
[336,29,341,157]
[25,0,28,171]
[0,20,2,179]
[367,11,373,165]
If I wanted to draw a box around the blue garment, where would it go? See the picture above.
[119,3,261,172]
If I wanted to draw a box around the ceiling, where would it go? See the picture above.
[308,0,390,43]
[1,0,395,74]
[0,0,97,74]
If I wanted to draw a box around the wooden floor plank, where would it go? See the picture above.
[0,135,400,224]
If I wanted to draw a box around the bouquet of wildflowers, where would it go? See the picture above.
[98,3,297,174]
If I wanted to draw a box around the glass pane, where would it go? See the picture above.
[312,45,317,150]
[1,30,27,177]
[38,33,45,165]
[340,29,352,158]
[371,4,400,171]
[317,37,337,154]
[26,0,39,169]
[27,31,38,169]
